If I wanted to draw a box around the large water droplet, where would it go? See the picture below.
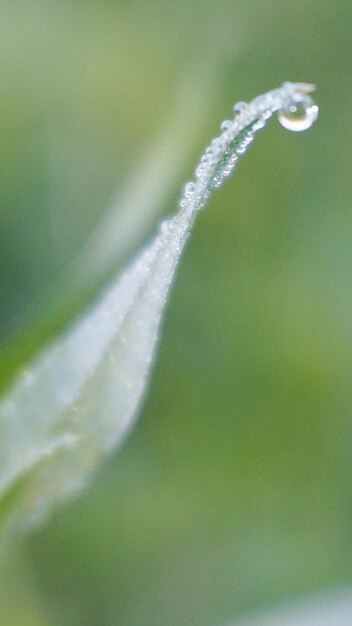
[278,93,319,132]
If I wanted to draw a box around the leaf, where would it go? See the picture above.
[0,82,317,539]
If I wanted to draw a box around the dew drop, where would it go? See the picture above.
[233,101,247,113]
[278,93,319,132]
[160,219,174,235]
[184,181,196,197]
[220,120,232,131]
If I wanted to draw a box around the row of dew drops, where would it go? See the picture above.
[180,83,318,213]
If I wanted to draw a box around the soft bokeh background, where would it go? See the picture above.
[1,0,352,624]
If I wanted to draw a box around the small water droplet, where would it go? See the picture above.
[233,101,247,113]
[278,93,319,132]
[160,219,174,234]
[184,181,196,197]
[220,120,232,131]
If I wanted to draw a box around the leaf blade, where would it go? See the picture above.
[0,81,316,537]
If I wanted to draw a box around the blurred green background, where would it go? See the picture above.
[1,0,352,624]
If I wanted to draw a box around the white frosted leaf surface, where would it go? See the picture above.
[0,208,194,534]
[0,82,317,535]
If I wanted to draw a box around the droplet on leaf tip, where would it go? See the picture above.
[278,93,319,132]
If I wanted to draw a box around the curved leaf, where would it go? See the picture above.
[0,82,317,538]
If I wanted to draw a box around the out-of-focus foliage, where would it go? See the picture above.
[233,587,352,626]
[0,0,351,625]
